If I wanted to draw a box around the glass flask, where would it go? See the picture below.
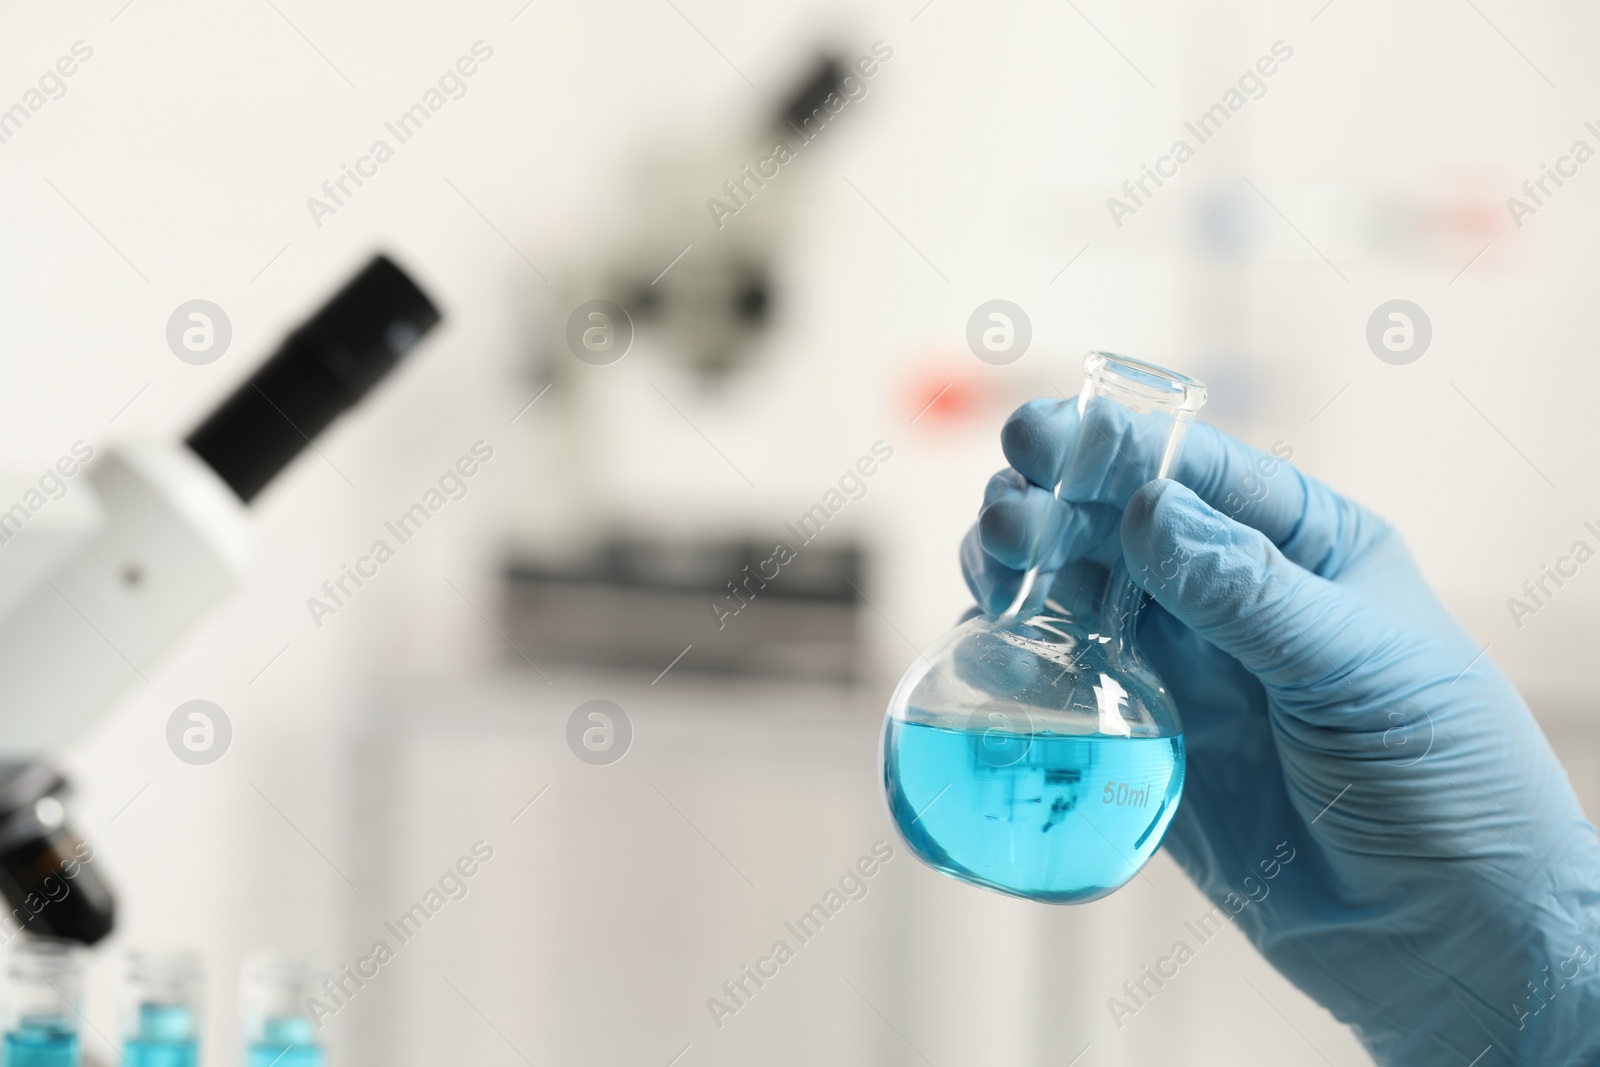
[2,938,82,1067]
[240,953,323,1067]
[122,950,201,1067]
[882,351,1206,903]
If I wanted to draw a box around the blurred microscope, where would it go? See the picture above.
[551,53,857,380]
[505,51,877,683]
[0,256,442,947]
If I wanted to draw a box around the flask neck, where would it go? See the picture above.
[1001,352,1205,636]
[1020,559,1145,656]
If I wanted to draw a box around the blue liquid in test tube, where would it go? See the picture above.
[3,1023,78,1067]
[246,1017,323,1067]
[120,950,202,1067]
[242,954,325,1067]
[124,1002,198,1067]
[3,940,83,1067]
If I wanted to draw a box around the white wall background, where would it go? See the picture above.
[2,0,1598,1064]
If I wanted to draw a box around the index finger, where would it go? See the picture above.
[999,398,1381,579]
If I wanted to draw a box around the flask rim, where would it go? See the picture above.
[1084,351,1207,414]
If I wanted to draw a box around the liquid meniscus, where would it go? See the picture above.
[884,719,1184,903]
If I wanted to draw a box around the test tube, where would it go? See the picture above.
[2,937,81,1067]
[122,951,201,1067]
[240,953,323,1067]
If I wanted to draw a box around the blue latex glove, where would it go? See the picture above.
[963,398,1600,1066]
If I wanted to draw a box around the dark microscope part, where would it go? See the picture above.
[0,764,115,945]
[776,55,847,136]
[186,254,443,503]
[733,265,770,325]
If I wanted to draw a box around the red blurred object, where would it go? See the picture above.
[904,359,989,426]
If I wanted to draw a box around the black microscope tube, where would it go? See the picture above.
[186,254,441,503]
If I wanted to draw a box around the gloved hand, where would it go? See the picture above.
[962,398,1600,1066]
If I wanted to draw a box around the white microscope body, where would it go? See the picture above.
[0,440,251,756]
[0,253,441,943]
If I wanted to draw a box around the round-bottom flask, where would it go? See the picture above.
[882,352,1206,903]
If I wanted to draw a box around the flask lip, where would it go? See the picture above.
[1084,351,1208,414]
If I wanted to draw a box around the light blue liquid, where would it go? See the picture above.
[125,1003,197,1067]
[247,1045,321,1067]
[125,1039,197,1067]
[885,719,1184,902]
[3,1025,78,1067]
[247,1017,321,1067]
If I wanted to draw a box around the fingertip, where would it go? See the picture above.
[959,524,1027,614]
[1123,478,1198,543]
[981,468,1028,510]
[978,469,1058,570]
[1000,397,1078,487]
[1121,480,1227,576]
[1121,477,1169,534]
[977,494,1036,570]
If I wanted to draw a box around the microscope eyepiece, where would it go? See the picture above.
[186,254,442,502]
[777,56,847,136]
